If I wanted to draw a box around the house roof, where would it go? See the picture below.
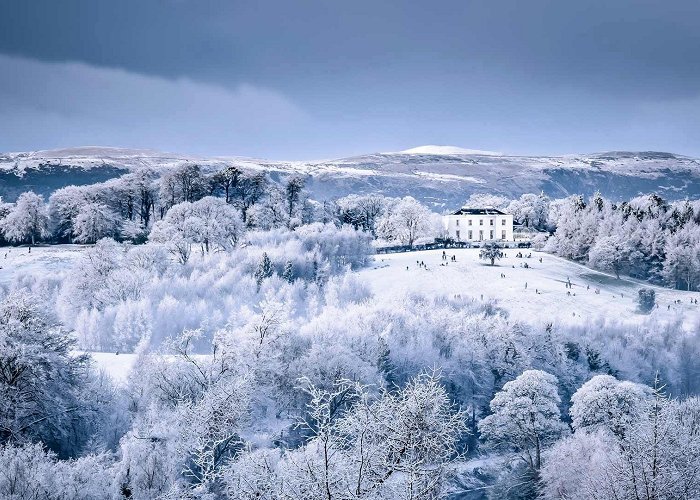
[451,208,507,216]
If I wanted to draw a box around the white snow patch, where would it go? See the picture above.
[399,145,502,156]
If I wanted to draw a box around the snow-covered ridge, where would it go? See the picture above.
[398,145,502,156]
[1,146,699,206]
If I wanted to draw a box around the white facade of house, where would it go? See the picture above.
[443,208,514,242]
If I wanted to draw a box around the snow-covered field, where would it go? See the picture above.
[0,244,85,287]
[360,248,700,328]
[88,352,139,384]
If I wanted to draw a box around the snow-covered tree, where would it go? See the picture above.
[0,191,49,244]
[73,202,121,243]
[478,370,566,472]
[462,193,510,211]
[254,252,274,290]
[48,186,90,241]
[336,194,389,235]
[507,192,551,230]
[0,291,111,457]
[637,288,656,313]
[569,375,651,438]
[189,196,244,253]
[662,225,700,290]
[588,234,629,279]
[282,260,294,283]
[479,241,504,266]
[150,197,244,262]
[377,196,434,246]
[223,372,466,499]
[543,380,700,500]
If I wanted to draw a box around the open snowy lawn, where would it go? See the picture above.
[361,248,700,328]
[87,352,140,384]
[0,244,87,287]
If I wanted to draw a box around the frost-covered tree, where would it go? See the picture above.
[377,196,434,246]
[210,165,242,204]
[542,380,700,500]
[637,288,656,313]
[588,234,629,279]
[254,252,274,290]
[158,163,207,211]
[231,172,268,222]
[284,175,306,223]
[570,375,651,438]
[463,193,510,211]
[479,241,504,266]
[48,186,90,241]
[73,202,121,243]
[282,260,294,283]
[0,443,116,499]
[189,196,244,253]
[662,225,700,290]
[150,197,244,262]
[0,291,110,457]
[0,191,49,244]
[336,194,389,235]
[479,370,566,472]
[223,373,466,499]
[507,192,551,230]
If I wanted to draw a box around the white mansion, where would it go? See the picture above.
[443,208,514,242]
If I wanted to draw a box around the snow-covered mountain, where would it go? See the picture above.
[2,146,699,208]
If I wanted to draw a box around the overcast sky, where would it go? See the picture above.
[1,0,699,159]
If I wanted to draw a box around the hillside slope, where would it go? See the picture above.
[1,146,699,207]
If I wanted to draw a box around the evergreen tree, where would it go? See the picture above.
[479,241,504,266]
[282,260,294,283]
[254,252,274,290]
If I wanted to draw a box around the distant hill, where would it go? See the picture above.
[2,146,699,208]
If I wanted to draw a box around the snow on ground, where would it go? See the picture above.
[360,248,700,328]
[0,244,86,287]
[398,145,502,156]
[86,352,140,384]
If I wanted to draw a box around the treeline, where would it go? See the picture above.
[0,163,442,249]
[545,193,700,291]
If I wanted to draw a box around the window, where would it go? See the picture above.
[490,219,494,226]
[468,230,473,239]
[501,230,506,239]
[456,219,460,226]
[502,219,506,225]
[479,219,483,226]
[468,219,472,226]
[456,230,460,240]
[479,230,483,240]
[490,230,494,239]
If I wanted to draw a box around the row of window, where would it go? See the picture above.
[455,218,507,226]
[455,230,507,240]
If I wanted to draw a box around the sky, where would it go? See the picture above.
[1,0,699,160]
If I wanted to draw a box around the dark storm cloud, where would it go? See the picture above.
[0,0,699,157]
